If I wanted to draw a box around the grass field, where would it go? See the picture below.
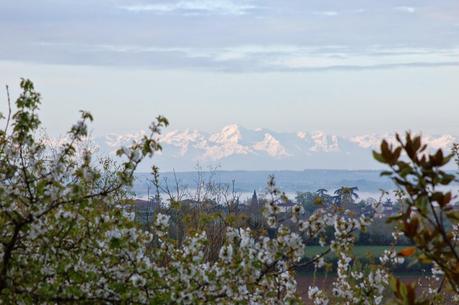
[304,245,406,259]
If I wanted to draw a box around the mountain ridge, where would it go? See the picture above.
[93,124,458,171]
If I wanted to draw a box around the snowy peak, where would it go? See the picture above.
[253,133,289,157]
[92,125,458,170]
[350,134,383,149]
[160,129,206,156]
[349,133,457,150]
[310,131,340,152]
[209,124,242,144]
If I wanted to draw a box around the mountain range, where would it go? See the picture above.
[92,124,458,172]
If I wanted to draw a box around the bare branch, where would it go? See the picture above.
[4,84,12,134]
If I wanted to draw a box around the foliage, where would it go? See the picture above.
[295,191,318,215]
[2,80,458,305]
[333,186,359,206]
[0,79,169,304]
[0,80,372,305]
[374,132,459,303]
[357,218,408,246]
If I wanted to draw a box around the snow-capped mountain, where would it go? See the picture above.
[93,125,458,171]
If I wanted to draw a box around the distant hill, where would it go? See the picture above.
[133,170,396,198]
[133,169,459,200]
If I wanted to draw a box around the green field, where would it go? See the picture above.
[304,245,406,259]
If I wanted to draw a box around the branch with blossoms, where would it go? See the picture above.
[0,80,169,304]
[374,133,459,304]
[4,79,454,305]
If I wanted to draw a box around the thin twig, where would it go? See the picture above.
[4,84,12,133]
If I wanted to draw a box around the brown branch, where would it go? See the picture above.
[4,84,11,134]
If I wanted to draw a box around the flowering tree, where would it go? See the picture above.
[0,79,170,304]
[374,133,459,304]
[3,80,456,305]
[0,80,371,304]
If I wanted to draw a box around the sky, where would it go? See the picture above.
[0,0,459,138]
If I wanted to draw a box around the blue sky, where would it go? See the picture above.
[1,0,458,137]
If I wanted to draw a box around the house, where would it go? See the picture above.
[277,200,297,213]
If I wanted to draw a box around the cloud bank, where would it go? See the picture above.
[118,0,257,15]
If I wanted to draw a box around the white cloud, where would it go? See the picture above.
[118,0,256,15]
[351,9,366,14]
[268,46,459,70]
[394,6,416,13]
[313,9,366,17]
[31,42,459,71]
[313,11,339,17]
